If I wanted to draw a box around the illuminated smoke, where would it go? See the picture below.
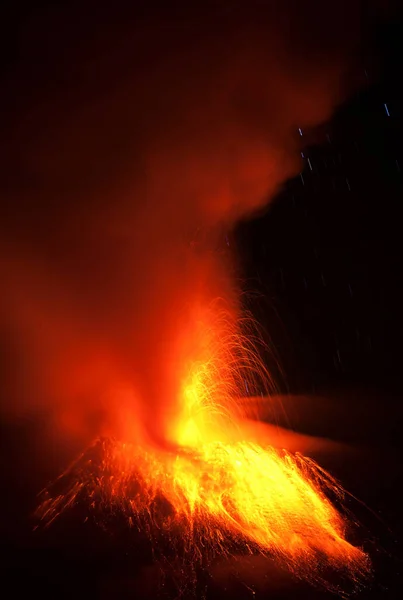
[0,1,371,455]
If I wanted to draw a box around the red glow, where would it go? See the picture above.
[38,301,370,593]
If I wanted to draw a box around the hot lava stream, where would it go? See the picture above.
[37,303,370,593]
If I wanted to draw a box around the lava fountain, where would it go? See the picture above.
[37,299,370,593]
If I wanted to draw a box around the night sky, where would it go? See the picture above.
[238,16,402,398]
[1,2,403,599]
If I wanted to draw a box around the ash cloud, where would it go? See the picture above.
[0,1,377,451]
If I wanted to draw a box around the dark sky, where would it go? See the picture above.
[237,13,403,395]
[1,2,402,599]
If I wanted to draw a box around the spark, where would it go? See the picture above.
[37,303,370,593]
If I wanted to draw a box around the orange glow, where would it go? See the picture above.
[37,302,370,592]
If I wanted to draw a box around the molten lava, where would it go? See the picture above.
[38,302,370,592]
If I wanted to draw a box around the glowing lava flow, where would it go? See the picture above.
[37,303,370,592]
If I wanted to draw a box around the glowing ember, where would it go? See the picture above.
[37,302,370,592]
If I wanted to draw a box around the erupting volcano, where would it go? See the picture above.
[37,301,370,593]
[0,1,381,596]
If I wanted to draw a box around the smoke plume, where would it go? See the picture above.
[0,1,373,453]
